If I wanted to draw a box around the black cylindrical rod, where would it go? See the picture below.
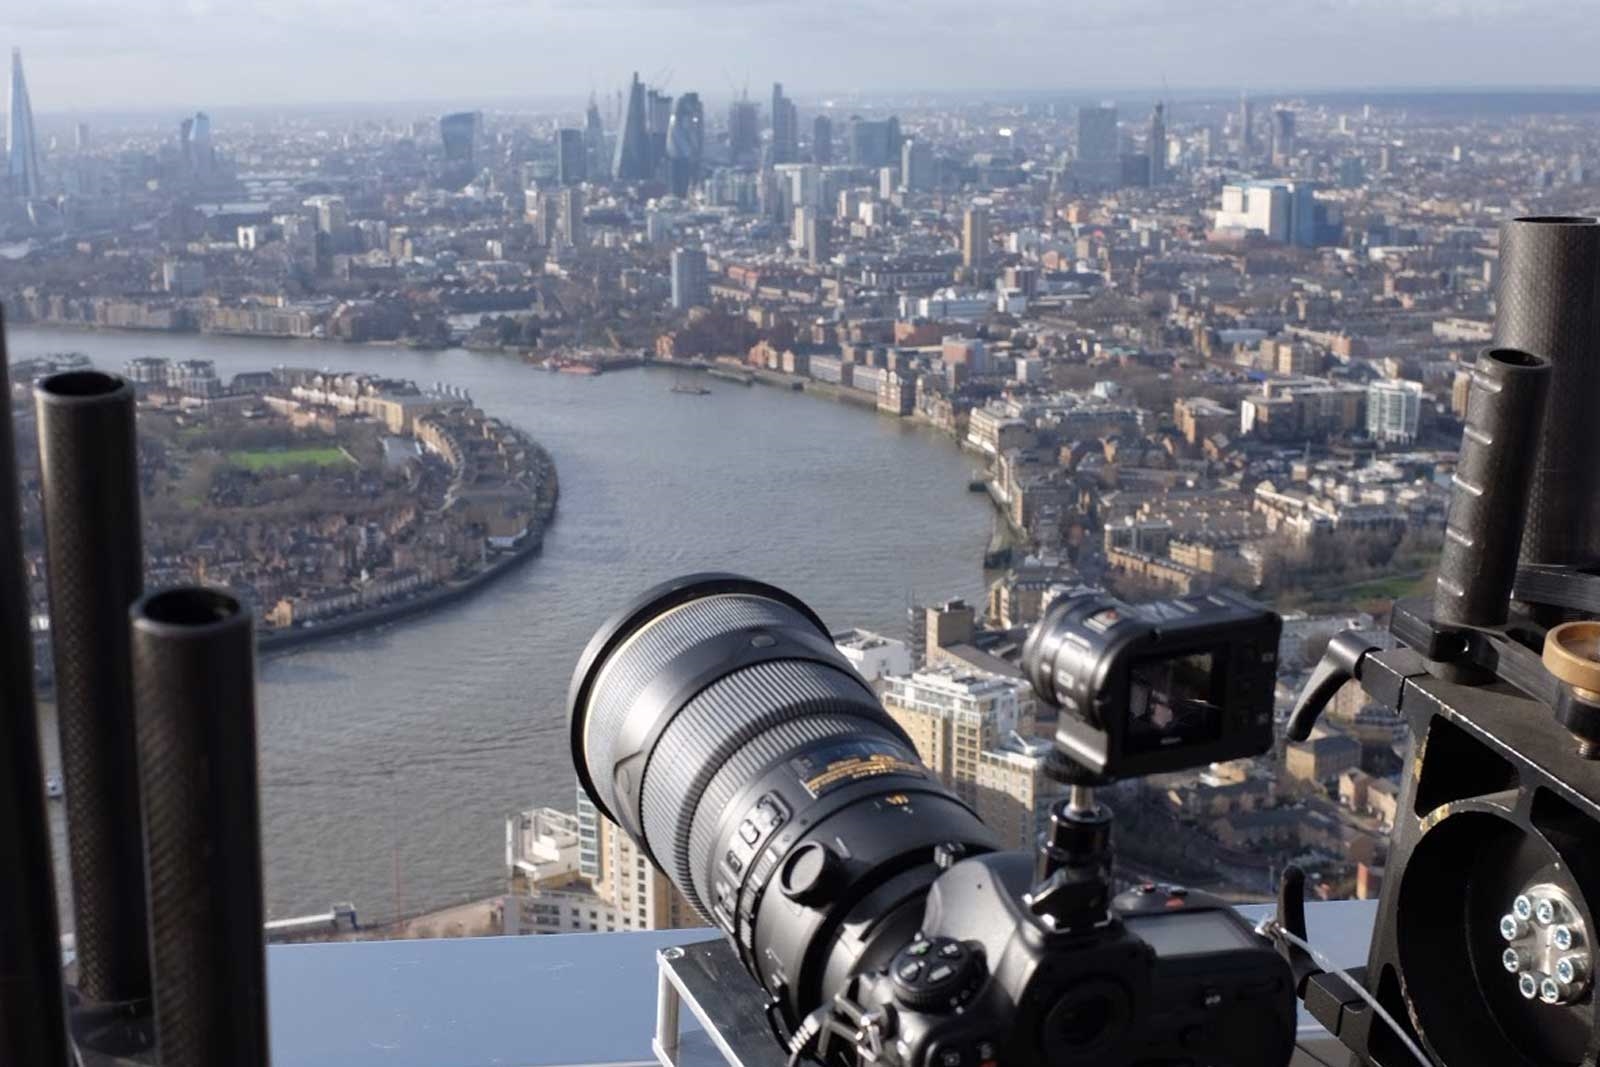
[0,312,73,1065]
[131,587,268,1067]
[1434,348,1551,628]
[34,370,151,1005]
[1492,216,1600,576]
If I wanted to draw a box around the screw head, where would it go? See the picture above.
[1515,895,1535,921]
[1501,914,1526,941]
[1557,955,1587,985]
[1536,898,1560,925]
[1540,977,1564,1004]
[1503,947,1525,973]
[1519,973,1540,999]
[1555,925,1577,952]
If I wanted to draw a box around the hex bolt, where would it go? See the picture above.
[1514,895,1535,921]
[1519,973,1540,999]
[1554,925,1580,952]
[1557,955,1588,985]
[1536,897,1561,926]
[1503,947,1530,973]
[1539,977,1565,1004]
[1501,914,1529,941]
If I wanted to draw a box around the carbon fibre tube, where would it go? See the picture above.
[1433,348,1550,627]
[131,588,267,1067]
[0,312,73,1067]
[1492,217,1600,577]
[34,370,151,1006]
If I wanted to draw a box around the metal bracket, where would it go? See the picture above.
[655,940,788,1067]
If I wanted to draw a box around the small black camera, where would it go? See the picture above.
[1022,589,1282,779]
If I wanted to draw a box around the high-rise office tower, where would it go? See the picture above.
[900,138,934,193]
[803,214,831,265]
[728,95,760,163]
[7,49,41,198]
[670,247,709,310]
[666,93,704,198]
[1075,104,1120,190]
[770,83,798,164]
[1148,102,1167,186]
[439,110,482,166]
[584,95,609,182]
[612,73,651,182]
[1272,108,1296,168]
[646,89,673,180]
[1238,92,1255,156]
[560,186,586,247]
[555,128,586,186]
[962,205,990,271]
[73,121,89,153]
[812,114,833,165]
[847,115,901,167]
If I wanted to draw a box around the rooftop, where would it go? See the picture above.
[263,901,1377,1067]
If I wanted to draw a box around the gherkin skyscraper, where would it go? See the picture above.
[7,48,42,199]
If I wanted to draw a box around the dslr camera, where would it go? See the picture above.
[568,575,1294,1067]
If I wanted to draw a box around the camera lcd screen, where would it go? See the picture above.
[1123,911,1256,957]
[1125,649,1223,754]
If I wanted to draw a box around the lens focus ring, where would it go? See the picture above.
[644,660,887,913]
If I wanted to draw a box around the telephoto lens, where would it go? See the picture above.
[568,574,999,1026]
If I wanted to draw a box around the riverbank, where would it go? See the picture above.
[259,445,559,656]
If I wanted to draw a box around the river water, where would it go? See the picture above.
[10,327,993,923]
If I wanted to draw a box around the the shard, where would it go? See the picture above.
[7,48,42,199]
[612,72,651,182]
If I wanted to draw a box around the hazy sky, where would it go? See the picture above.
[6,0,1600,113]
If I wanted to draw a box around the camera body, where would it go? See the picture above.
[835,851,1297,1067]
[1022,589,1281,779]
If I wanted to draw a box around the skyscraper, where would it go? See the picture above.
[812,114,833,165]
[962,206,990,271]
[612,73,651,182]
[847,116,900,168]
[670,247,709,310]
[1075,104,1120,190]
[1148,102,1167,186]
[584,95,609,182]
[728,95,760,163]
[646,90,673,180]
[439,111,482,166]
[555,128,586,186]
[1238,92,1255,156]
[559,186,586,247]
[7,49,42,199]
[803,214,831,265]
[901,138,934,193]
[665,93,705,198]
[1272,108,1297,168]
[770,83,798,164]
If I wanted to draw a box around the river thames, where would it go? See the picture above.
[11,326,993,923]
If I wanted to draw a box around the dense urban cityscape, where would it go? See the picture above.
[8,42,1600,938]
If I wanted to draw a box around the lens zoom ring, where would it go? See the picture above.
[585,594,810,815]
[683,710,911,914]
[642,660,889,907]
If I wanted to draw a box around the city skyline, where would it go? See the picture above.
[5,0,1600,112]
